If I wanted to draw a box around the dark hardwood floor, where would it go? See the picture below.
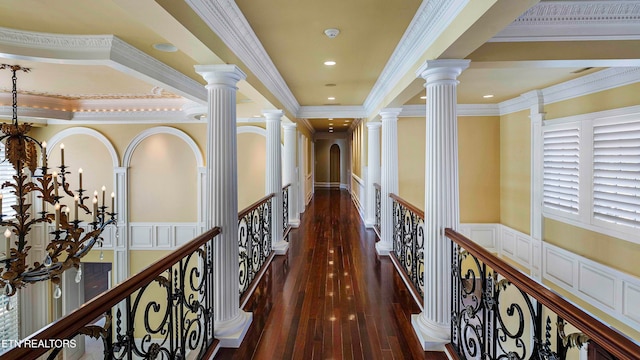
[216,189,447,360]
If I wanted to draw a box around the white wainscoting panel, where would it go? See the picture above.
[350,173,365,220]
[459,223,640,331]
[129,223,198,249]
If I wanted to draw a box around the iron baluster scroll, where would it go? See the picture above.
[390,194,424,298]
[374,183,381,238]
[2,227,221,360]
[0,64,116,296]
[238,194,273,298]
[282,184,290,241]
[446,228,638,360]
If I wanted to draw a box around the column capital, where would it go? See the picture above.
[416,59,470,83]
[282,122,297,131]
[379,108,403,121]
[195,64,246,86]
[262,109,284,121]
[366,121,382,130]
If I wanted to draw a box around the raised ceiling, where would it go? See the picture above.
[0,0,639,132]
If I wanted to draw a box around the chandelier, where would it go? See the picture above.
[0,64,116,298]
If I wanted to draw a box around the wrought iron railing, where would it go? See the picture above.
[238,194,274,300]
[390,194,424,300]
[446,228,640,360]
[282,183,291,241]
[2,227,222,360]
[373,183,381,238]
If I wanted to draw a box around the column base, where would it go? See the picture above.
[375,241,393,256]
[411,313,450,351]
[215,310,253,348]
[288,218,300,228]
[273,239,289,255]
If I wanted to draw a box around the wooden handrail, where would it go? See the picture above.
[389,193,424,219]
[282,183,291,190]
[238,193,275,219]
[3,226,221,360]
[445,228,640,360]
[373,183,380,190]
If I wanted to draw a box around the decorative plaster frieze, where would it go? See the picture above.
[185,0,300,116]
[363,0,469,116]
[492,1,640,42]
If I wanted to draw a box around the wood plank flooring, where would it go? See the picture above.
[216,189,447,360]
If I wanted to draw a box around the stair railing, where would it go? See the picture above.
[238,193,274,303]
[1,227,221,360]
[446,228,640,360]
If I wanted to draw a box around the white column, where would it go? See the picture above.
[376,108,402,256]
[264,109,288,254]
[365,122,381,227]
[524,90,545,281]
[412,59,469,350]
[283,123,300,227]
[195,64,251,348]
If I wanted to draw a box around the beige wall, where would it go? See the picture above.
[129,133,197,222]
[397,116,500,223]
[499,110,531,235]
[237,131,267,210]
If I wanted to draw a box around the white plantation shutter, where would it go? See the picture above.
[0,144,17,218]
[0,294,18,350]
[592,120,640,230]
[543,126,581,215]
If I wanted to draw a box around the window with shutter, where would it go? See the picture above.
[0,294,18,352]
[543,125,581,216]
[592,119,640,230]
[0,143,18,350]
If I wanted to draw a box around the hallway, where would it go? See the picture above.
[217,189,446,359]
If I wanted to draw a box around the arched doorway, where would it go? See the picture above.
[330,144,340,189]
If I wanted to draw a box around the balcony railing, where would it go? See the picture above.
[390,193,424,301]
[446,228,640,360]
[238,193,274,301]
[2,227,221,360]
[282,183,291,240]
[373,183,381,238]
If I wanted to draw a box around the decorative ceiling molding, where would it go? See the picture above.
[297,106,366,119]
[185,0,300,116]
[491,1,640,42]
[498,67,640,115]
[362,0,469,116]
[399,104,500,118]
[298,118,315,134]
[0,27,206,103]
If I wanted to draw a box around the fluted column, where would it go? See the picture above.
[376,108,401,256]
[264,109,288,254]
[412,59,469,350]
[195,64,251,348]
[283,123,300,227]
[365,122,381,227]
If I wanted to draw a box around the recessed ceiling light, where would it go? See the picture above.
[328,118,333,120]
[329,130,334,133]
[329,123,333,125]
[328,97,335,100]
[252,115,262,118]
[420,96,426,100]
[153,43,178,52]
[325,83,336,87]
[329,127,333,129]
[483,94,494,98]
[343,123,348,126]
[324,61,336,66]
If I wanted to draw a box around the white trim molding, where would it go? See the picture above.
[129,222,199,249]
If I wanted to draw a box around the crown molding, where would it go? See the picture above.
[185,0,300,116]
[498,67,640,115]
[296,106,366,119]
[491,1,640,42]
[399,104,500,118]
[0,27,206,104]
[297,118,315,134]
[362,0,469,116]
